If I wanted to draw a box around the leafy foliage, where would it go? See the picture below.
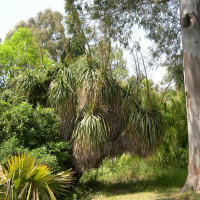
[0,101,60,149]
[6,9,65,62]
[0,28,40,78]
[0,4,178,181]
[0,137,72,174]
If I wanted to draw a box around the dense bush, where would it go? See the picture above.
[0,101,60,148]
[153,147,188,168]
[0,100,73,173]
[0,136,72,173]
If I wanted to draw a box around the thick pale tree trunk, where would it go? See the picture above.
[179,0,200,192]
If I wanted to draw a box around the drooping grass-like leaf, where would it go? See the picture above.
[77,57,100,92]
[100,76,123,106]
[48,66,76,112]
[129,106,165,148]
[73,108,109,151]
[15,72,41,98]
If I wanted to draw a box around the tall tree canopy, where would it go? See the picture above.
[6,9,65,62]
[70,0,182,87]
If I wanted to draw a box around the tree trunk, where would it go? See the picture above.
[179,0,200,192]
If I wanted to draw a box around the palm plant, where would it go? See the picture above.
[128,105,164,148]
[74,56,101,110]
[8,68,50,107]
[0,154,73,200]
[15,72,41,98]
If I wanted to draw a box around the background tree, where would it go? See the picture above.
[86,0,182,88]
[6,9,65,62]
[0,28,40,79]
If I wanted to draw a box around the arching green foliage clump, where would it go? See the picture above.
[73,108,109,151]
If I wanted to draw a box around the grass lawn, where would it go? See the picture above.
[67,155,200,200]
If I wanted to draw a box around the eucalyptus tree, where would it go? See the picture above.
[6,9,65,62]
[179,0,200,192]
[79,0,182,89]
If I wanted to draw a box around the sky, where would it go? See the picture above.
[125,27,166,84]
[0,0,65,40]
[0,0,166,83]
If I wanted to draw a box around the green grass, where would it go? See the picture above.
[66,154,200,200]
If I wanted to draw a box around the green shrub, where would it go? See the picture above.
[0,99,12,115]
[29,146,60,173]
[0,137,72,174]
[0,136,28,164]
[0,101,60,148]
[153,147,188,167]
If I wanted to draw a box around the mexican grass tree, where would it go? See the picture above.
[71,51,164,177]
[6,1,166,180]
[64,1,165,176]
[7,40,165,181]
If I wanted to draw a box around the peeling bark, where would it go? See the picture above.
[179,0,200,192]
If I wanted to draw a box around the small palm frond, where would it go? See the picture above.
[48,169,73,196]
[0,154,73,200]
[73,108,109,151]
[0,154,35,199]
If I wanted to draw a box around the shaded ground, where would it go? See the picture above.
[67,155,200,200]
